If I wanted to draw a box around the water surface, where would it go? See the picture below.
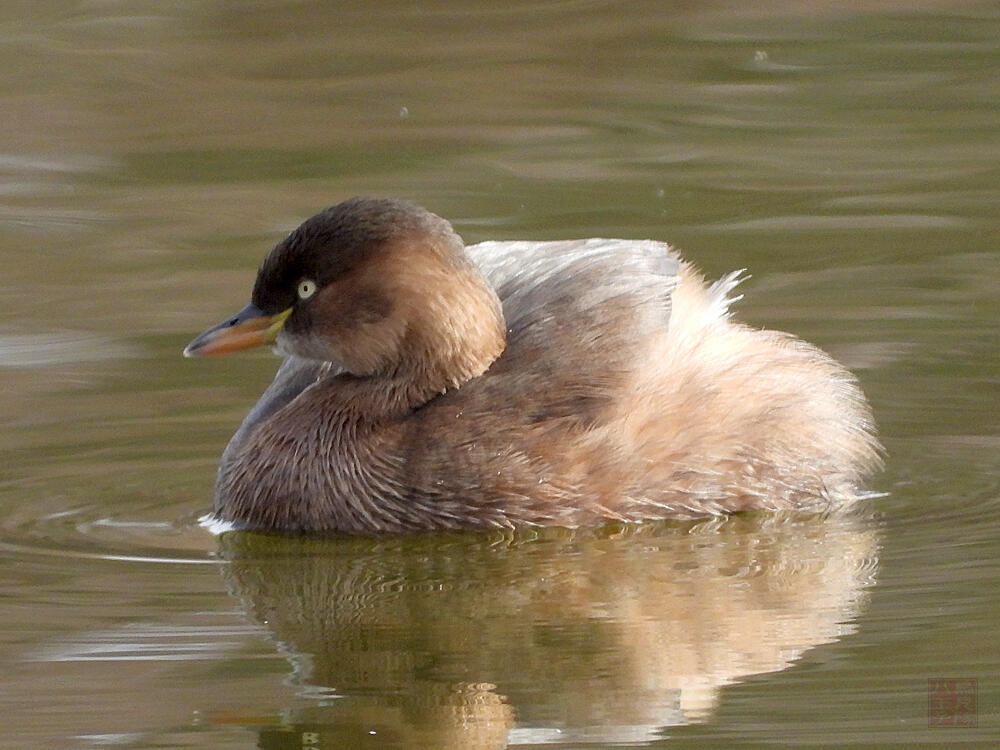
[1,2,998,747]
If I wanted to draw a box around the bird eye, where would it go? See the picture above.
[297,279,317,300]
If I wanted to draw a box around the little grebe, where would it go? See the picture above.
[185,197,881,533]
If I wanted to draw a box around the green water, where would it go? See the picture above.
[1,2,997,747]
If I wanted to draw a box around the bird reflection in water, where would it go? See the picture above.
[212,511,879,749]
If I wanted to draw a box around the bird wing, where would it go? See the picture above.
[463,238,680,427]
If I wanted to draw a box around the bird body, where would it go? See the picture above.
[185,198,880,534]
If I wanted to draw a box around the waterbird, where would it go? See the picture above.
[185,197,881,533]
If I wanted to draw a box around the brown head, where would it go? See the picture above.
[185,198,507,398]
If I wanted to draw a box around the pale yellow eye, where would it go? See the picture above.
[297,279,317,300]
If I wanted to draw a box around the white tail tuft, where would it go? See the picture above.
[706,269,750,320]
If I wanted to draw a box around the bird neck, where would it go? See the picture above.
[388,261,507,409]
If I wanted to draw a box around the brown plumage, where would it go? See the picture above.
[184,197,881,533]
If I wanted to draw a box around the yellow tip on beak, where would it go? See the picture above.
[184,305,292,357]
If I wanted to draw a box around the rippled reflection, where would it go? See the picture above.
[216,513,878,748]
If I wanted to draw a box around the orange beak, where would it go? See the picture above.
[183,304,292,357]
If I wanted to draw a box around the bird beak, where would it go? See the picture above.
[183,304,292,357]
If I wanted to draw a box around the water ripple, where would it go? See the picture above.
[0,332,142,368]
[0,502,218,565]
